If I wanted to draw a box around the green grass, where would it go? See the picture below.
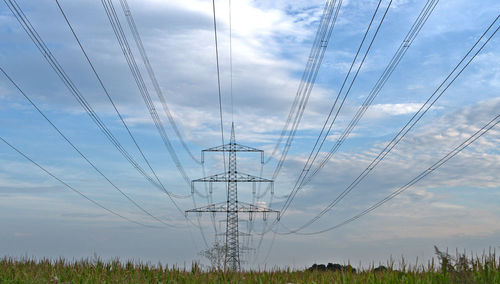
[0,251,499,283]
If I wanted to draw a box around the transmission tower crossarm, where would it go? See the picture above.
[192,172,273,183]
[201,141,264,164]
[191,172,274,196]
[186,201,279,215]
[203,144,263,152]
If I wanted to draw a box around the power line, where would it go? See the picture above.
[282,14,500,234]
[262,0,394,261]
[253,0,344,263]
[211,0,227,176]
[113,0,218,243]
[210,0,229,245]
[54,0,190,200]
[296,113,500,235]
[100,0,191,186]
[263,0,341,165]
[99,0,211,247]
[259,0,436,260]
[269,0,343,185]
[0,66,182,228]
[0,135,155,228]
[297,0,440,193]
[2,0,190,203]
[229,0,234,124]
[281,0,392,219]
[117,0,202,165]
[265,0,343,209]
[4,0,209,246]
[265,0,440,237]
[210,0,230,253]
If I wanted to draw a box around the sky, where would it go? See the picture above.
[0,0,499,270]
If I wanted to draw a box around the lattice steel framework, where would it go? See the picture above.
[186,123,279,270]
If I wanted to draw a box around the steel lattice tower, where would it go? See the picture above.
[186,123,279,270]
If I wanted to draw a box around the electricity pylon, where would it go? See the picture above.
[186,123,279,270]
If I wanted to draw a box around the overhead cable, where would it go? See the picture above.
[229,0,234,123]
[118,0,202,164]
[100,0,192,186]
[281,0,393,219]
[0,66,183,228]
[2,0,190,201]
[54,0,191,200]
[283,14,500,234]
[263,0,342,165]
[297,0,440,193]
[211,0,228,177]
[100,0,210,247]
[0,135,156,228]
[297,114,500,235]
[254,0,344,262]
[260,0,436,260]
[4,0,208,246]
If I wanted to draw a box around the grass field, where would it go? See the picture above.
[1,249,499,283]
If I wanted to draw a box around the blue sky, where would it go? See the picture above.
[0,0,499,269]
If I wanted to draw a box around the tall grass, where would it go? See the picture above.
[0,250,498,283]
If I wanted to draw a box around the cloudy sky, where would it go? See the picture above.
[0,0,499,269]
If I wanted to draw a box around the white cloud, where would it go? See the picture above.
[369,102,422,116]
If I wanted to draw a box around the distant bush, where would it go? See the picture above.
[373,265,388,272]
[308,262,356,272]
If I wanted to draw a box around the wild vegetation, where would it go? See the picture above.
[0,248,498,283]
